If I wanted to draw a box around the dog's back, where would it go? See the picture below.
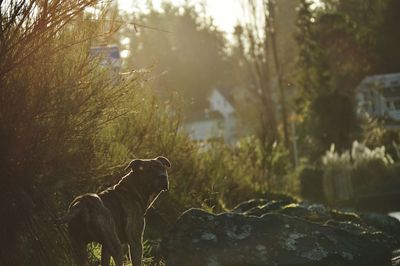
[64,194,108,242]
[61,192,125,265]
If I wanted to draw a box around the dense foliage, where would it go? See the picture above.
[1,0,400,265]
[121,3,230,113]
[295,0,400,159]
[0,2,274,265]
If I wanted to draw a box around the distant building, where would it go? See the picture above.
[209,88,237,144]
[89,44,122,80]
[182,110,224,142]
[182,87,239,145]
[356,72,400,122]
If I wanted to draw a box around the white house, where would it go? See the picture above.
[182,110,224,142]
[356,72,400,121]
[182,87,238,144]
[209,88,237,144]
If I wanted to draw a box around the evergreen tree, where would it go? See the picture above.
[294,0,396,158]
[121,3,229,114]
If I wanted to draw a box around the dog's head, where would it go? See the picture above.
[125,156,171,192]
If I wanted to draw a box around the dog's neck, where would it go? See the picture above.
[114,172,160,215]
[147,191,162,208]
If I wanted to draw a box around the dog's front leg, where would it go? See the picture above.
[125,217,145,266]
[129,235,143,266]
[100,245,111,266]
[127,220,145,266]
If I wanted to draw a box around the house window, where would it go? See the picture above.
[394,100,400,110]
[386,101,394,110]
[369,91,374,97]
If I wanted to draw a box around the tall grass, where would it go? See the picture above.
[321,141,393,203]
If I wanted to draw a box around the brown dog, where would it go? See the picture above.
[60,156,171,266]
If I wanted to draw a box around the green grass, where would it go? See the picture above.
[87,241,155,266]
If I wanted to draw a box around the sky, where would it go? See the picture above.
[117,0,244,35]
[117,0,322,36]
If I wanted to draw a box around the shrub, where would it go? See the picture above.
[145,136,294,240]
[350,141,393,194]
[0,2,295,264]
[322,144,353,202]
[0,1,150,264]
[363,120,400,161]
[319,141,393,204]
[299,166,325,202]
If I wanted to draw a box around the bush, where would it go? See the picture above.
[0,1,156,264]
[363,120,400,161]
[0,2,295,264]
[146,136,294,240]
[299,166,324,202]
[350,141,393,194]
[321,144,353,202]
[319,141,393,204]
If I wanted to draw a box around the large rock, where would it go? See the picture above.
[237,200,400,249]
[161,208,392,266]
[359,212,400,247]
[231,196,297,214]
[392,249,400,266]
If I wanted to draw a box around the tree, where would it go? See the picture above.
[294,0,398,159]
[375,0,400,73]
[309,93,358,156]
[226,0,301,189]
[120,3,229,114]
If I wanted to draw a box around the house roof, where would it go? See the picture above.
[213,86,235,106]
[358,72,400,90]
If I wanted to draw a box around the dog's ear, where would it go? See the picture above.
[125,159,143,172]
[156,156,171,168]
